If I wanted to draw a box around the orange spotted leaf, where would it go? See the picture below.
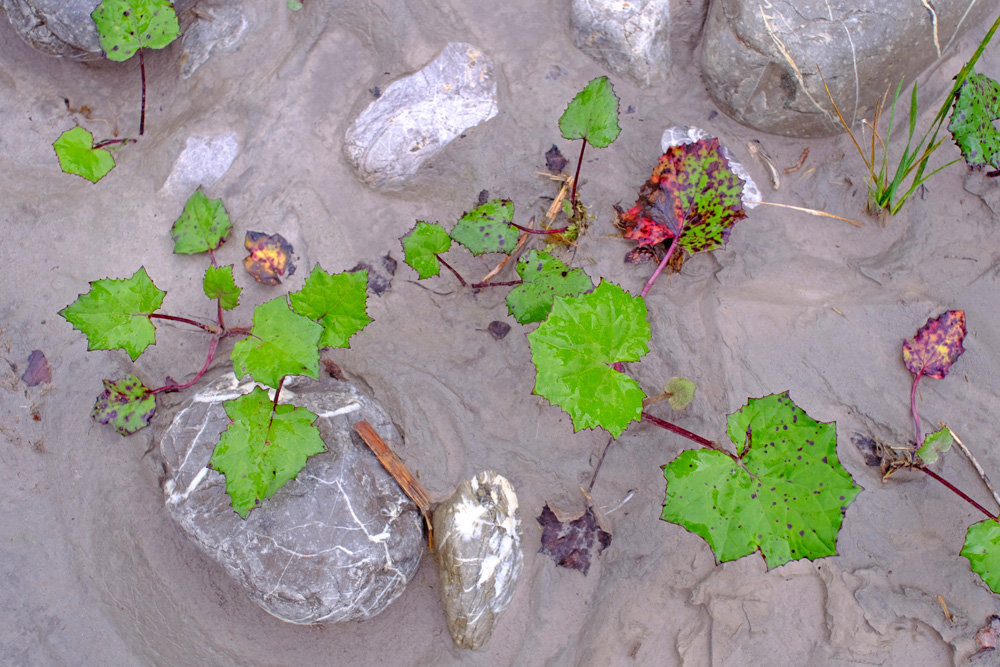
[903,310,967,380]
[244,231,296,286]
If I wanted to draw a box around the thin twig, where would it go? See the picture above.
[479,227,530,284]
[944,424,1000,511]
[744,200,865,227]
[588,436,615,493]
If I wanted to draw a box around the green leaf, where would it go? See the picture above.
[949,71,1000,169]
[289,265,372,348]
[287,0,303,8]
[662,393,862,569]
[449,199,519,256]
[53,127,116,183]
[170,189,232,254]
[621,138,747,254]
[916,427,955,465]
[231,297,322,388]
[665,377,696,410]
[527,280,650,437]
[91,374,156,435]
[401,221,452,279]
[92,0,180,62]
[203,265,241,310]
[59,267,165,361]
[558,76,621,148]
[506,250,593,324]
[903,310,967,380]
[210,387,325,518]
[963,519,1000,593]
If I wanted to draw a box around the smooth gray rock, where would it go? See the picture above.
[432,470,523,650]
[571,0,708,85]
[1,0,193,60]
[180,3,248,78]
[160,132,240,196]
[160,372,425,625]
[343,42,498,190]
[701,0,998,137]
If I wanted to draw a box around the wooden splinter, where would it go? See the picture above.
[353,420,434,548]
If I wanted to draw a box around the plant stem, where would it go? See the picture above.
[588,436,615,493]
[510,222,569,235]
[93,138,134,149]
[470,279,523,288]
[139,49,146,136]
[571,141,586,207]
[152,336,219,394]
[946,426,1000,511]
[641,411,719,450]
[910,371,923,448]
[148,313,219,334]
[640,236,679,298]
[436,255,467,287]
[918,466,997,520]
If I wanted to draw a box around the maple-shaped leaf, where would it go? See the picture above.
[962,519,1000,594]
[527,280,650,438]
[537,504,612,575]
[662,392,862,569]
[92,0,180,62]
[53,126,116,183]
[506,250,593,324]
[289,265,372,348]
[558,76,621,149]
[401,221,452,279]
[203,265,241,310]
[59,267,165,361]
[244,231,296,286]
[949,71,1000,169]
[170,189,232,255]
[449,199,519,256]
[620,138,747,255]
[210,387,325,518]
[916,427,955,465]
[231,297,322,389]
[92,374,156,435]
[903,310,967,380]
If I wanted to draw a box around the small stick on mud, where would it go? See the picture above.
[784,147,809,174]
[353,420,435,547]
[943,424,1000,511]
[479,219,532,284]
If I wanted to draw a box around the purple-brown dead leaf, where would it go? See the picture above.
[537,503,612,575]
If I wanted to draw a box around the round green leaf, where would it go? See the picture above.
[231,297,322,388]
[662,392,862,569]
[170,189,233,254]
[665,376,696,410]
[916,427,955,465]
[506,250,593,324]
[962,519,1000,593]
[401,221,452,279]
[91,374,156,435]
[449,199,519,256]
[53,126,116,183]
[289,265,373,348]
[211,387,326,518]
[59,266,165,361]
[527,280,650,437]
[203,265,241,310]
[92,0,181,62]
[558,76,622,148]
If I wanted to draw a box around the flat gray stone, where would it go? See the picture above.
[160,372,425,625]
[571,0,708,85]
[701,0,997,137]
[180,3,248,78]
[432,470,523,650]
[160,132,240,196]
[343,42,498,190]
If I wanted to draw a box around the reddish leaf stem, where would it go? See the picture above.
[139,49,146,136]
[470,279,523,288]
[509,222,569,235]
[571,140,586,207]
[93,138,134,149]
[148,313,218,334]
[640,236,679,299]
[919,466,997,520]
[436,255,467,287]
[910,371,923,448]
[641,411,718,450]
[152,336,219,394]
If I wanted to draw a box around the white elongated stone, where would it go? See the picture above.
[343,42,498,190]
[432,470,523,650]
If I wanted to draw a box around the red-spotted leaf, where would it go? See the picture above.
[903,310,967,380]
[92,374,156,435]
[620,138,746,255]
[949,71,1000,169]
[537,504,612,575]
[244,231,296,286]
